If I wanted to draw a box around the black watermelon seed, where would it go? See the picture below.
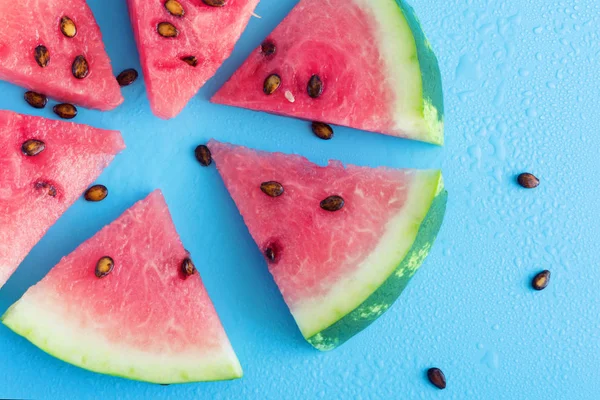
[307,75,324,98]
[34,45,50,68]
[320,195,344,212]
[517,173,539,189]
[164,0,185,17]
[60,16,77,38]
[72,55,89,79]
[95,256,114,278]
[202,0,226,6]
[116,69,138,86]
[24,91,48,109]
[427,368,446,389]
[195,145,212,166]
[260,181,284,197]
[532,270,551,290]
[311,122,334,140]
[181,258,196,277]
[53,103,78,119]
[22,139,46,156]
[84,185,108,202]
[35,181,57,197]
[263,74,281,95]
[181,56,198,67]
[261,41,276,56]
[157,22,179,38]
[265,247,276,262]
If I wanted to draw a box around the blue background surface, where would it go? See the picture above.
[1,0,599,398]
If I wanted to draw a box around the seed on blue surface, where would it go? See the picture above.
[24,91,48,109]
[116,69,138,86]
[84,185,108,202]
[517,173,539,189]
[532,270,550,290]
[195,145,212,166]
[53,103,78,119]
[427,368,446,389]
[311,122,334,140]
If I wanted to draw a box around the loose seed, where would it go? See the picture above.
[181,56,198,67]
[263,74,281,95]
[35,181,57,197]
[95,256,114,278]
[202,0,226,6]
[22,139,46,156]
[60,16,77,38]
[311,122,334,140]
[116,68,138,86]
[265,247,276,262]
[517,173,539,189]
[157,22,179,38]
[260,181,284,197]
[427,368,446,389]
[164,0,185,17]
[532,270,551,291]
[24,91,48,109]
[194,145,212,166]
[34,45,50,68]
[261,41,276,56]
[320,195,344,212]
[72,55,89,79]
[181,258,196,277]
[307,74,323,98]
[53,103,78,119]
[84,185,108,202]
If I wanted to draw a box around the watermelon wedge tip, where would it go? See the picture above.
[209,140,447,350]
[2,191,242,384]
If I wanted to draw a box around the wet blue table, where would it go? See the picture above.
[1,0,598,398]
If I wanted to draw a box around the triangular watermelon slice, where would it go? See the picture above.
[0,110,125,288]
[209,140,447,350]
[2,191,243,384]
[127,0,260,119]
[0,0,123,110]
[212,0,444,145]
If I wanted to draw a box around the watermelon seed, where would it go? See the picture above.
[202,0,226,6]
[72,55,89,79]
[181,56,198,67]
[21,139,46,156]
[84,185,109,202]
[427,368,446,389]
[116,69,139,86]
[260,181,284,197]
[60,16,77,38]
[164,0,185,17]
[181,258,196,277]
[517,173,539,189]
[265,247,276,262]
[261,41,276,56]
[34,45,50,68]
[532,270,551,291]
[194,145,212,166]
[307,75,324,98]
[263,74,281,95]
[24,91,48,109]
[34,181,57,197]
[157,22,179,38]
[320,195,344,212]
[95,256,114,278]
[311,122,334,140]
[53,103,78,119]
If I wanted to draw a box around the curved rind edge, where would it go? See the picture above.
[396,0,445,145]
[306,180,448,351]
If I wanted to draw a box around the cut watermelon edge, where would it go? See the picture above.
[298,172,447,351]
[1,293,243,383]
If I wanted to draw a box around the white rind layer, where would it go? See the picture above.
[2,289,243,384]
[291,170,443,338]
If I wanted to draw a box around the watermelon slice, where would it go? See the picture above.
[2,191,243,384]
[127,0,260,119]
[212,0,444,145]
[209,140,447,350]
[0,0,123,110]
[0,110,124,288]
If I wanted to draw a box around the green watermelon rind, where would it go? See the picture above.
[1,296,243,384]
[305,175,447,351]
[395,0,445,145]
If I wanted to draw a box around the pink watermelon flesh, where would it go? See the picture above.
[212,0,445,143]
[2,191,242,383]
[209,140,446,349]
[0,0,123,110]
[127,0,260,119]
[0,110,124,288]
